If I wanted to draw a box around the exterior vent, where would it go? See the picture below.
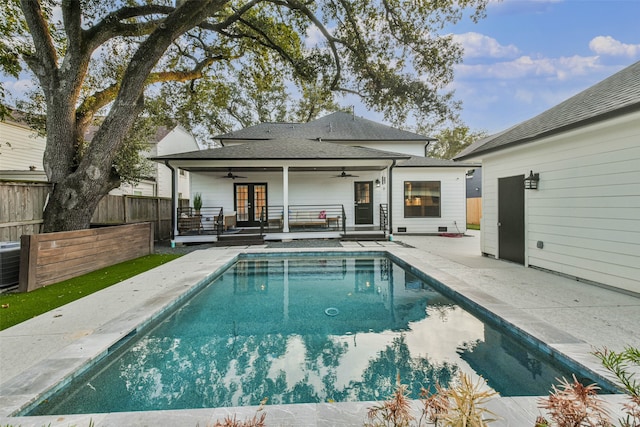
[438,226,448,232]
[397,227,407,233]
[0,241,20,289]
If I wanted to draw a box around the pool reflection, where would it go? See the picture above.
[28,256,594,415]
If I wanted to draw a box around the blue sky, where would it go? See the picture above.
[432,0,640,134]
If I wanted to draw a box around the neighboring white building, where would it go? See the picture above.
[0,113,198,199]
[455,60,640,296]
[105,125,199,198]
[154,112,475,243]
[0,112,47,182]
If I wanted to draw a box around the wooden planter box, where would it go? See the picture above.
[19,222,154,292]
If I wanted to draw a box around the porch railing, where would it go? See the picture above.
[259,206,265,236]
[215,207,224,237]
[342,205,347,235]
[177,206,222,235]
[379,203,388,238]
[287,204,344,231]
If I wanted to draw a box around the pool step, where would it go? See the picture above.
[340,233,387,241]
[216,233,265,246]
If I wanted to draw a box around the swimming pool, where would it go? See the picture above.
[25,254,614,415]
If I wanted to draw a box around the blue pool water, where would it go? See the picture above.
[27,254,611,415]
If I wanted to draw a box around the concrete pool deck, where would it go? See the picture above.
[0,231,638,426]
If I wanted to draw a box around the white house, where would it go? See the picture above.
[86,124,199,198]
[455,60,640,296]
[0,113,198,199]
[154,112,475,243]
[0,111,47,182]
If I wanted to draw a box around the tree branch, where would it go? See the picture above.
[83,5,176,53]
[200,0,264,32]
[61,0,83,48]
[146,56,226,84]
[82,0,230,170]
[85,1,265,54]
[268,0,344,90]
[19,0,58,84]
[76,52,227,132]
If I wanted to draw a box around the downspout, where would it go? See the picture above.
[388,159,396,240]
[164,161,177,243]
[424,140,433,157]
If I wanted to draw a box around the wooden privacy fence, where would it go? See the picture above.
[466,197,482,226]
[0,182,173,241]
[92,194,173,240]
[0,182,51,241]
[19,222,154,292]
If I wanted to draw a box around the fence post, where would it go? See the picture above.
[123,195,129,224]
[18,234,38,293]
[148,221,155,253]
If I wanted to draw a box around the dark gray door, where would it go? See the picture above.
[235,183,267,227]
[498,175,525,264]
[354,181,373,224]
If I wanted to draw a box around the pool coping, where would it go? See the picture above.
[0,245,628,425]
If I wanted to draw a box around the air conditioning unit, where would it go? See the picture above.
[0,241,20,289]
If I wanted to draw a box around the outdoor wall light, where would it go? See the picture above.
[524,170,540,190]
[375,178,381,187]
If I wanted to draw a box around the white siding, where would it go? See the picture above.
[190,170,386,227]
[391,168,467,234]
[109,180,157,196]
[155,127,199,198]
[0,121,46,172]
[478,111,640,294]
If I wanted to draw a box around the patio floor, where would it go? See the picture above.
[0,231,638,426]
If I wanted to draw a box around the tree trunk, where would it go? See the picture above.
[42,161,120,232]
[23,1,224,232]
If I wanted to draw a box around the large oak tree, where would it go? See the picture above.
[3,0,487,232]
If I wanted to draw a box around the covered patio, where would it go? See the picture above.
[153,138,410,244]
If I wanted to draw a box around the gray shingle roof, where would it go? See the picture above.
[455,60,640,160]
[397,156,477,168]
[152,137,411,161]
[215,112,434,142]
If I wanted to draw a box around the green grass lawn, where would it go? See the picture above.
[0,254,181,331]
[467,224,480,230]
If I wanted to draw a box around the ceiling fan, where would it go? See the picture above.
[221,171,247,179]
[332,169,359,178]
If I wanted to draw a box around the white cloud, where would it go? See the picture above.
[305,25,325,49]
[305,22,340,50]
[455,54,601,80]
[4,78,37,101]
[452,32,519,59]
[589,36,640,57]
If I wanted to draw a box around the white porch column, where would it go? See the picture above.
[165,161,179,245]
[283,166,290,232]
